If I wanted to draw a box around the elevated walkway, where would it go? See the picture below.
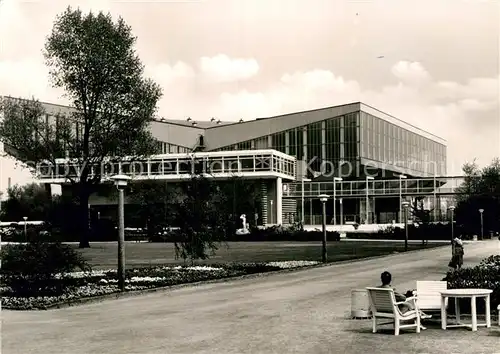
[283,176,468,198]
[35,149,297,184]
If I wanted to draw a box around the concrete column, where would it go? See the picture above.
[359,199,366,224]
[285,131,290,155]
[276,177,283,225]
[321,121,326,163]
[340,116,345,160]
[302,127,307,163]
[359,198,375,224]
[260,181,268,225]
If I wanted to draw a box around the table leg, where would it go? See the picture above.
[485,295,491,328]
[441,296,447,330]
[455,297,461,324]
[471,295,477,331]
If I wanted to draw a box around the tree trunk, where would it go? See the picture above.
[78,187,91,248]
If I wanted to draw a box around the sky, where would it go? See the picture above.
[0,0,499,197]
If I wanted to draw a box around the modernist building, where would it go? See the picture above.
[145,102,447,225]
[2,98,448,226]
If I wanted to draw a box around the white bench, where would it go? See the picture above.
[413,280,448,313]
[366,287,421,336]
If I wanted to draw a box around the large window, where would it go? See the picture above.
[360,111,446,175]
[271,131,286,153]
[344,112,358,161]
[306,122,322,172]
[325,117,341,162]
[237,141,252,150]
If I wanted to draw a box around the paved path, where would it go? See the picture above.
[2,241,499,354]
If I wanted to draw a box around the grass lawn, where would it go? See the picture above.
[73,240,448,269]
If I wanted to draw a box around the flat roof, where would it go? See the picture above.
[1,96,445,145]
[158,119,234,129]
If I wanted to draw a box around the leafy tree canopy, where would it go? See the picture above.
[1,183,53,222]
[455,158,500,235]
[0,7,163,247]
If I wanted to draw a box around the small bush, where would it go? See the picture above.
[0,241,91,297]
[479,255,500,269]
[148,226,341,243]
[0,223,54,242]
[235,227,341,242]
[443,255,500,314]
[344,223,469,241]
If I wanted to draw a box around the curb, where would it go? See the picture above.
[2,243,450,311]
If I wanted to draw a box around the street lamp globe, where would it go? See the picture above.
[401,201,409,209]
[448,205,455,211]
[111,174,131,190]
[319,194,329,203]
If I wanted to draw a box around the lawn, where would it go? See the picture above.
[74,240,449,269]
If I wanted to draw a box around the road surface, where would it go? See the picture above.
[2,240,499,354]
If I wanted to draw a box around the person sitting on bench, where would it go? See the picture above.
[378,271,432,326]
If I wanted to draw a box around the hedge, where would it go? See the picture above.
[345,223,491,241]
[443,255,500,315]
[148,226,341,243]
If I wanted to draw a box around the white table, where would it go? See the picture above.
[440,289,493,331]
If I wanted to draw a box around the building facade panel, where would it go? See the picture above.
[214,112,362,178]
[149,121,202,150]
[204,103,361,150]
[359,111,446,177]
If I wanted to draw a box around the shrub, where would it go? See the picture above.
[147,226,341,243]
[0,241,91,296]
[235,226,341,242]
[0,223,54,242]
[479,255,500,269]
[443,255,500,314]
[344,223,469,241]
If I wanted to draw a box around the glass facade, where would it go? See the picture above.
[213,110,446,177]
[157,141,190,154]
[359,112,446,175]
[214,112,360,175]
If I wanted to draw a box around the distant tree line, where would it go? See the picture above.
[454,158,500,236]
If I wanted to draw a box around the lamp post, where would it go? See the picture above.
[319,194,329,263]
[339,198,344,225]
[365,176,374,224]
[398,174,407,223]
[333,177,342,225]
[448,205,455,255]
[402,201,409,252]
[111,174,131,291]
[270,199,274,225]
[23,216,28,242]
[479,208,484,239]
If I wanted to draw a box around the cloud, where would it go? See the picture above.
[144,61,195,86]
[199,54,259,82]
[214,61,499,175]
[391,61,432,85]
[0,58,67,103]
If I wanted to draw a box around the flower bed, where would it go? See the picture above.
[1,261,320,310]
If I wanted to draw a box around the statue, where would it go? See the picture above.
[235,214,250,235]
